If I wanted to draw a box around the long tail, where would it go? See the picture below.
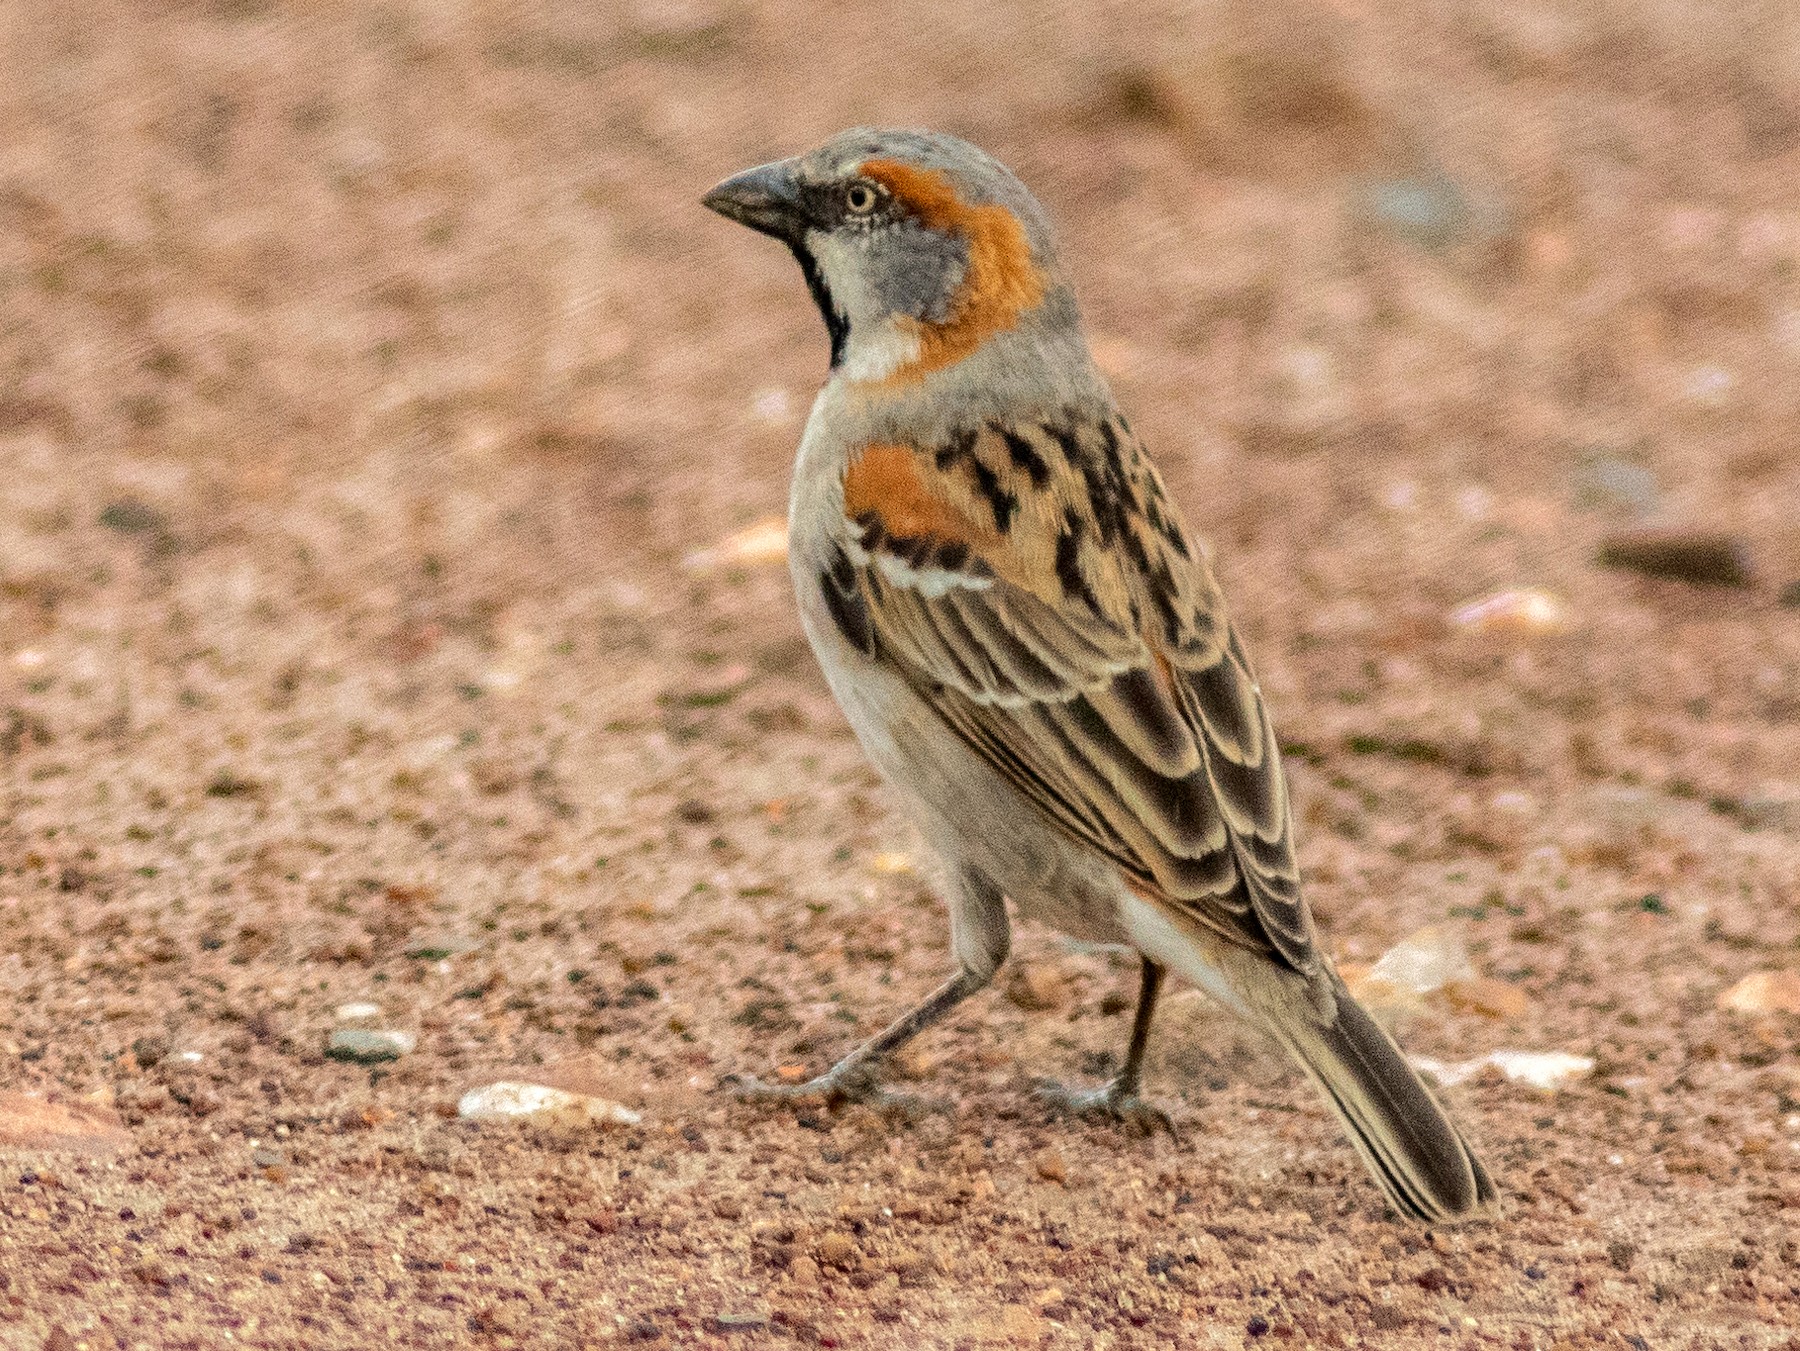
[1269,980,1498,1222]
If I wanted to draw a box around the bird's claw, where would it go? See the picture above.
[1035,1078,1178,1139]
[723,1069,945,1120]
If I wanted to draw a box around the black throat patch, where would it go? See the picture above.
[788,242,849,370]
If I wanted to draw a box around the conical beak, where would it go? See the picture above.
[702,158,809,244]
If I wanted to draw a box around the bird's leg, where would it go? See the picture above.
[726,865,1009,1115]
[1037,956,1176,1136]
[725,968,985,1113]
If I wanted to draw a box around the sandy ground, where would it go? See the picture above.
[3,1,1800,1347]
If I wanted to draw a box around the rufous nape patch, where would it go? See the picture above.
[857,159,1047,384]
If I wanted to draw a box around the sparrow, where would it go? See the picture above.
[703,128,1497,1222]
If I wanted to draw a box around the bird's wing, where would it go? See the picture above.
[819,412,1316,971]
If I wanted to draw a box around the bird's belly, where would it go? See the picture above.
[795,572,1129,945]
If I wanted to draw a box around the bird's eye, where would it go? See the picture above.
[844,182,877,215]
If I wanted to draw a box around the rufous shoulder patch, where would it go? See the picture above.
[858,159,1047,384]
[843,442,990,547]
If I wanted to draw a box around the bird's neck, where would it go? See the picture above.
[828,311,1104,424]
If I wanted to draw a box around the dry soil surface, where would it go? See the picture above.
[3,1,1800,1348]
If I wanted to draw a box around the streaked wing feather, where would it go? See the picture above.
[1081,665,1202,778]
[836,417,1318,970]
[929,685,1131,860]
[942,590,1069,700]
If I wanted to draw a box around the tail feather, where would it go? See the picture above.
[1273,982,1497,1223]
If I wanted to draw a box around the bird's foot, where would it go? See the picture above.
[723,1065,944,1120]
[1035,1078,1177,1138]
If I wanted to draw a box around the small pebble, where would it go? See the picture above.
[457,1082,641,1127]
[1444,976,1531,1020]
[1572,455,1658,516]
[890,1046,935,1081]
[1734,794,1799,831]
[1450,588,1569,637]
[677,663,752,708]
[888,1245,930,1278]
[1717,971,1800,1016]
[682,517,788,573]
[998,1305,1049,1338]
[1598,527,1755,587]
[98,498,170,536]
[1680,365,1735,408]
[1089,333,1144,380]
[334,1002,381,1022]
[1033,1146,1068,1185]
[1480,790,1540,848]
[250,1147,285,1169]
[1005,963,1067,1012]
[713,1312,769,1333]
[815,1232,857,1267]
[1474,6,1588,77]
[403,937,474,961]
[1358,175,1470,251]
[1589,785,1667,843]
[325,1029,416,1064]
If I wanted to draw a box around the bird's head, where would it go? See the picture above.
[703,128,1076,385]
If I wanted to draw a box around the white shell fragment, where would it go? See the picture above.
[1354,925,1473,1010]
[457,1081,642,1128]
[1414,1050,1595,1091]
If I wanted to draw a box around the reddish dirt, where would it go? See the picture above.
[3,1,1800,1348]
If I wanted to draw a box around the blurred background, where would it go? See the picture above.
[3,1,1799,1345]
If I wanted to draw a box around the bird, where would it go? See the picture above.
[702,128,1497,1222]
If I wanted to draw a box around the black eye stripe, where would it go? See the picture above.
[798,178,897,231]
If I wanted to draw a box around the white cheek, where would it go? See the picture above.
[807,230,879,322]
[807,229,921,382]
[840,325,922,382]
